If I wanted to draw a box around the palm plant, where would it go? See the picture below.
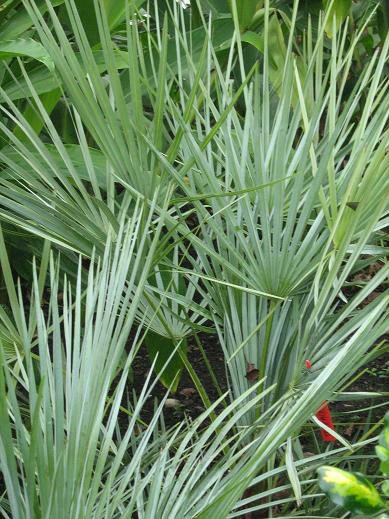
[0,2,388,516]
[163,5,389,424]
[0,0,388,414]
[0,0,216,388]
[0,200,172,518]
[0,207,387,518]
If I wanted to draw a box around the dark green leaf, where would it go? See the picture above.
[60,0,144,45]
[13,88,62,140]
[1,65,59,101]
[241,31,263,52]
[0,39,54,70]
[228,0,257,30]
[0,0,65,41]
[323,0,352,37]
[145,331,187,393]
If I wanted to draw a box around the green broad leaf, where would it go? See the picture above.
[13,88,62,140]
[241,31,263,52]
[262,13,285,73]
[145,331,187,393]
[0,144,108,189]
[92,49,129,70]
[242,16,305,104]
[121,17,234,100]
[227,0,257,30]
[382,480,389,497]
[241,14,286,86]
[376,446,389,478]
[0,0,65,41]
[164,17,234,68]
[323,0,352,37]
[61,0,144,45]
[377,412,389,476]
[0,38,55,70]
[317,466,385,515]
[104,0,145,31]
[1,65,59,101]
[201,0,230,14]
[2,49,128,101]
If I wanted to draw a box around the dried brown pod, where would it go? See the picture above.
[180,387,197,397]
[245,362,260,382]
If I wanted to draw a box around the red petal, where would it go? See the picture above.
[304,360,336,442]
[315,402,336,442]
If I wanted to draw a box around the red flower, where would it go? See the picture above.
[305,359,336,442]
